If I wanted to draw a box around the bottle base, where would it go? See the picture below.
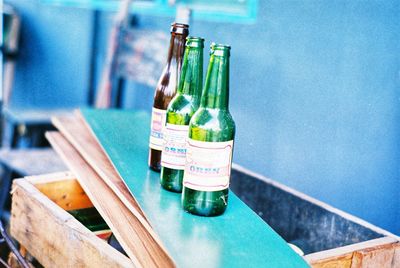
[182,187,229,217]
[148,149,161,172]
[160,167,183,193]
[160,183,182,193]
[183,203,227,217]
[149,165,161,172]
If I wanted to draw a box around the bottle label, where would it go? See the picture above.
[161,124,189,170]
[183,139,234,192]
[149,108,167,151]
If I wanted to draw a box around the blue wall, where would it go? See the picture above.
[9,0,92,108]
[11,0,400,234]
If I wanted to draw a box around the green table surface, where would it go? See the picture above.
[82,108,309,268]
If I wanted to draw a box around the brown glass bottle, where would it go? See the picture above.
[149,23,189,172]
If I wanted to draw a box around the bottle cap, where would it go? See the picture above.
[210,43,231,56]
[170,22,189,35]
[186,37,205,48]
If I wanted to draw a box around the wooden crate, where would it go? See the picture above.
[10,172,132,268]
[231,165,400,268]
[10,170,400,268]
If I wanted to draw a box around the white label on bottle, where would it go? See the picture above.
[149,108,167,151]
[161,124,189,170]
[183,139,234,192]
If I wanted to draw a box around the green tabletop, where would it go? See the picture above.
[82,108,309,268]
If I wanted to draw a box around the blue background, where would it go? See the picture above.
[8,0,400,234]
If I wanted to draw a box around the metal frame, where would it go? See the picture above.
[0,220,29,268]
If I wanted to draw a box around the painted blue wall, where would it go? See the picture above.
[10,0,399,234]
[8,0,92,108]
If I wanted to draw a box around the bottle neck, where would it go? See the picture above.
[166,33,187,81]
[201,53,230,109]
[178,46,203,100]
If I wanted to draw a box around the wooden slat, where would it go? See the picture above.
[305,237,399,268]
[24,171,75,184]
[52,112,148,222]
[309,253,353,268]
[52,113,168,258]
[10,178,133,268]
[392,243,400,267]
[46,132,174,268]
[351,241,396,268]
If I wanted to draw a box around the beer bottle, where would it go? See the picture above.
[148,23,189,171]
[182,43,235,216]
[160,37,204,192]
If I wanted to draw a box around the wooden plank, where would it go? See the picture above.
[10,178,133,268]
[46,132,174,268]
[310,254,353,268]
[26,171,93,211]
[52,113,148,222]
[24,171,75,184]
[392,243,400,268]
[81,109,310,268]
[351,241,397,268]
[305,237,399,268]
[52,113,165,254]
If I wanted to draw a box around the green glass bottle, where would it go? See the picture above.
[68,207,109,232]
[182,43,235,216]
[160,37,204,193]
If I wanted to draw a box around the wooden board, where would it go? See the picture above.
[350,239,399,268]
[51,113,148,222]
[10,176,133,268]
[46,132,174,268]
[305,237,400,267]
[81,108,310,268]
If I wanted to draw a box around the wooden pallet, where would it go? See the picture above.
[10,172,400,268]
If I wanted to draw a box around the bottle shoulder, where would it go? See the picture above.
[153,66,178,109]
[168,95,199,113]
[166,95,199,125]
[191,108,235,123]
[189,108,235,141]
